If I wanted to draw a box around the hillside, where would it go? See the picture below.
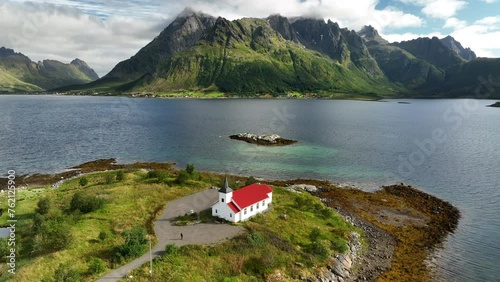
[0,47,99,93]
[53,9,500,98]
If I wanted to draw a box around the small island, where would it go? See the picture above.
[229,133,297,146]
[488,102,500,107]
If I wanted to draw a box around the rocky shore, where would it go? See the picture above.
[1,162,460,282]
[488,101,500,107]
[229,133,297,146]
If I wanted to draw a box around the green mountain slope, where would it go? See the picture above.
[0,47,99,93]
[59,9,500,98]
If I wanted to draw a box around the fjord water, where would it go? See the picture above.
[1,96,499,281]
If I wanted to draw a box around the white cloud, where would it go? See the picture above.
[481,0,497,3]
[0,1,173,76]
[400,0,467,19]
[383,32,446,43]
[444,17,467,29]
[1,0,425,76]
[421,0,467,19]
[475,16,500,26]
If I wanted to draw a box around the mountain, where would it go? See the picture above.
[59,9,500,99]
[0,47,99,93]
[440,36,477,61]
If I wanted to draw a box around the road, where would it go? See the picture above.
[96,189,244,281]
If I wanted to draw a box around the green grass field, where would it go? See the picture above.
[0,169,356,281]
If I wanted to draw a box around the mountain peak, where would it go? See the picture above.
[176,7,212,19]
[358,25,388,45]
[440,36,477,61]
[71,58,88,67]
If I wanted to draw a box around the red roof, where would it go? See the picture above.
[227,202,240,213]
[231,183,273,210]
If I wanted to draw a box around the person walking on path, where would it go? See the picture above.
[181,233,183,240]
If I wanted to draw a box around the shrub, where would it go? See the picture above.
[54,263,81,282]
[147,170,169,183]
[33,217,73,253]
[186,164,195,175]
[114,227,148,259]
[164,244,179,256]
[0,238,9,263]
[98,231,108,242]
[245,176,258,186]
[79,177,88,187]
[175,170,190,184]
[36,197,51,215]
[247,230,265,246]
[88,257,107,274]
[116,170,125,181]
[70,192,104,214]
[309,228,322,242]
[105,174,114,185]
[243,257,267,276]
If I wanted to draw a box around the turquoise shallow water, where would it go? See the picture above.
[1,96,499,281]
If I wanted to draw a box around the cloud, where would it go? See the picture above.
[385,15,500,58]
[1,0,425,76]
[400,0,467,19]
[0,1,173,76]
[444,17,467,29]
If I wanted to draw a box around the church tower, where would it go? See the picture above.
[219,176,233,204]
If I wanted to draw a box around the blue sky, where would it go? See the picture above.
[1,0,499,76]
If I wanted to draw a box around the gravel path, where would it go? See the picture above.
[96,189,245,281]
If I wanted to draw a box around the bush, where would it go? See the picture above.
[114,227,148,259]
[70,192,104,214]
[105,174,114,185]
[0,238,9,263]
[54,263,81,282]
[186,164,195,175]
[309,228,322,242]
[79,177,89,187]
[243,256,268,276]
[88,257,107,274]
[116,170,125,182]
[247,230,265,246]
[147,170,169,183]
[164,244,179,256]
[307,240,330,260]
[32,215,74,254]
[176,170,190,184]
[36,197,51,215]
[245,176,258,186]
[98,231,108,242]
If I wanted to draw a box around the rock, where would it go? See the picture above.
[337,254,352,269]
[288,184,318,193]
[229,133,297,146]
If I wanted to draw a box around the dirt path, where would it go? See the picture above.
[96,189,245,281]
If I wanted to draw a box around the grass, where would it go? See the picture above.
[0,170,218,281]
[0,170,356,282]
[126,186,357,281]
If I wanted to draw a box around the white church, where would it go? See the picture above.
[212,177,273,223]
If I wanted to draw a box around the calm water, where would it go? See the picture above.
[1,96,499,281]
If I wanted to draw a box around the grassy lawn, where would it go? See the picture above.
[0,170,219,282]
[126,186,357,281]
[0,169,356,282]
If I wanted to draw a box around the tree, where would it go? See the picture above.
[186,164,195,175]
[176,170,190,184]
[114,227,148,259]
[79,177,88,187]
[116,170,125,182]
[70,192,104,214]
[36,197,51,215]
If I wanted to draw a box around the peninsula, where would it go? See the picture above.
[0,159,459,282]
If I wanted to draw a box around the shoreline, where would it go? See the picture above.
[0,159,460,281]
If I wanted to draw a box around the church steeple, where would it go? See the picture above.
[219,176,233,193]
[218,176,233,204]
